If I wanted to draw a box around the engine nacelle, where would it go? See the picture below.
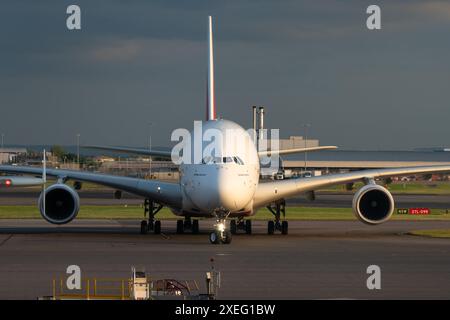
[352,184,394,225]
[38,184,80,224]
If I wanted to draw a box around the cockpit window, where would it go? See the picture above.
[202,156,244,165]
[233,156,244,165]
[202,156,222,164]
[201,156,213,164]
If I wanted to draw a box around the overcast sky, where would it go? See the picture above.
[1,0,450,150]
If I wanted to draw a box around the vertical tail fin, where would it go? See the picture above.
[206,16,216,121]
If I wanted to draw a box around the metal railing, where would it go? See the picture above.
[49,277,199,300]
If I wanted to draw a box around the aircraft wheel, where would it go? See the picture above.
[222,231,232,244]
[245,220,252,235]
[230,220,237,234]
[268,220,275,235]
[192,220,199,234]
[209,231,221,244]
[281,221,288,235]
[147,220,154,231]
[154,220,161,234]
[176,219,184,234]
[184,219,192,229]
[140,220,148,234]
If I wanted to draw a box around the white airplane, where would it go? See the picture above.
[2,16,450,244]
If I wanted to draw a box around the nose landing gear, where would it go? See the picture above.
[209,210,232,244]
[209,221,232,244]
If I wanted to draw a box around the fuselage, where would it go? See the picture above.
[176,119,260,217]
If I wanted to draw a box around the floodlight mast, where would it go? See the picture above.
[42,149,46,214]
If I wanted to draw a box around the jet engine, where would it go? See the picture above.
[352,184,394,225]
[38,184,80,224]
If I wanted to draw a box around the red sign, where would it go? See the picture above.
[409,208,430,215]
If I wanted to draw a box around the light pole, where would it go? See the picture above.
[302,124,311,174]
[76,133,80,168]
[1,133,4,150]
[149,122,152,179]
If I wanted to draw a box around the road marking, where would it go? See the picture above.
[0,234,13,247]
[160,233,170,240]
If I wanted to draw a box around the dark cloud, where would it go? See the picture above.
[1,0,450,149]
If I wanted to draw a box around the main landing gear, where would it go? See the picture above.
[176,217,200,234]
[266,199,288,235]
[140,199,163,235]
[209,210,232,244]
[230,217,252,235]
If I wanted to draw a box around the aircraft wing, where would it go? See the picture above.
[0,165,182,208]
[83,145,172,159]
[253,165,450,207]
[258,146,337,157]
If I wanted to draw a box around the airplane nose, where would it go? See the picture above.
[186,165,252,212]
[215,167,250,211]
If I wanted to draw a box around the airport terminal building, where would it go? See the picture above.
[0,148,27,164]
